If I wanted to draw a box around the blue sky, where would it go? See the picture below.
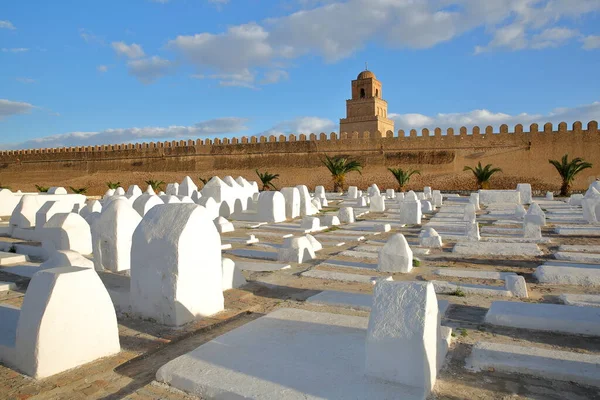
[1,0,600,149]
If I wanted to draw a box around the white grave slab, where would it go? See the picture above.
[467,341,600,388]
[156,308,427,399]
[485,301,600,336]
[478,190,521,205]
[452,242,542,256]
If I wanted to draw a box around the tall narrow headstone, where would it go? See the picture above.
[365,281,442,394]
[130,204,224,326]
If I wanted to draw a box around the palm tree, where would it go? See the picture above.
[145,179,165,192]
[463,162,502,189]
[255,169,279,191]
[549,154,593,196]
[388,167,420,192]
[321,155,363,192]
[198,176,213,187]
[106,181,121,190]
[69,186,88,194]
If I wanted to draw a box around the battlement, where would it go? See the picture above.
[1,120,598,158]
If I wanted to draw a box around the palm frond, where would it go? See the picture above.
[255,169,279,190]
[464,162,502,188]
[548,154,592,195]
[106,181,121,189]
[145,180,165,191]
[69,186,88,194]
[388,167,420,189]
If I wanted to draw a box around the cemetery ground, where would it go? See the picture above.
[1,203,600,400]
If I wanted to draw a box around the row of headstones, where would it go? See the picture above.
[345,184,445,226]
[580,181,600,224]
[0,203,243,379]
[468,193,545,239]
[17,181,335,277]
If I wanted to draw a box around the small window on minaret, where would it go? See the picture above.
[376,89,379,98]
[360,88,365,98]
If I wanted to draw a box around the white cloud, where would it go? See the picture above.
[127,56,175,84]
[166,0,600,83]
[16,77,36,84]
[0,99,35,120]
[261,69,289,84]
[0,20,15,30]
[97,65,109,73]
[260,116,336,136]
[112,41,145,59]
[1,48,29,53]
[4,117,250,149]
[192,69,256,88]
[582,35,600,50]
[168,23,274,72]
[79,29,105,45]
[531,27,579,49]
[389,101,600,132]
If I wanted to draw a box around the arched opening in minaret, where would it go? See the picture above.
[376,89,379,98]
[360,88,365,99]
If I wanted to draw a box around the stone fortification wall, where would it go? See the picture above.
[1,121,599,191]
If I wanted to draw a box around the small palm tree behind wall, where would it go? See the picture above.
[548,154,593,196]
[463,162,502,190]
[255,169,279,191]
[106,181,121,189]
[145,180,165,192]
[69,187,88,194]
[321,155,362,192]
[388,167,420,192]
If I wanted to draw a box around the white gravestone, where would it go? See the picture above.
[338,207,355,224]
[214,216,234,233]
[132,194,163,217]
[280,187,301,220]
[347,186,358,199]
[221,258,246,290]
[315,186,326,200]
[419,227,443,248]
[0,267,120,379]
[179,176,198,197]
[130,204,224,326]
[296,185,317,216]
[277,236,315,263]
[469,193,480,211]
[516,183,532,204]
[91,198,141,272]
[378,234,413,273]
[40,250,94,270]
[365,281,443,394]
[370,194,386,212]
[399,193,422,225]
[42,213,92,255]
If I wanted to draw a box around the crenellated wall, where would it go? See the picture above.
[1,120,599,192]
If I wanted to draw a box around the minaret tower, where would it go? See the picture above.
[339,68,395,135]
